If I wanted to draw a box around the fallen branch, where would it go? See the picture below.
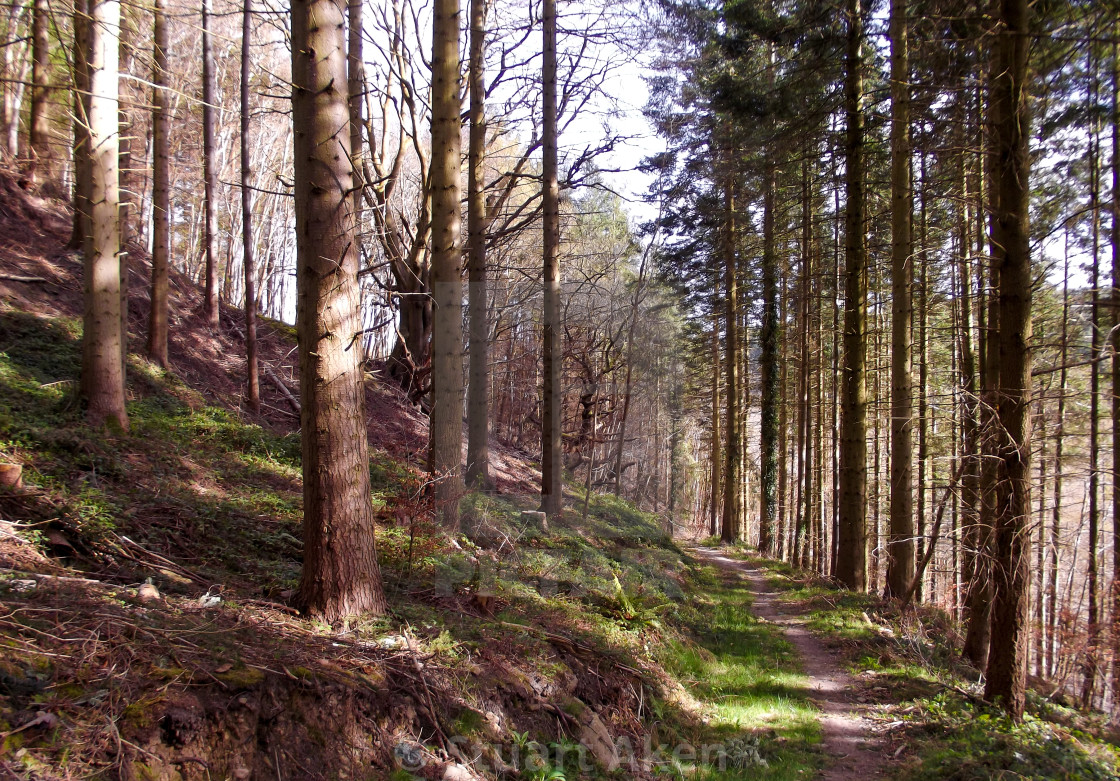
[262,363,301,415]
[116,535,210,586]
[0,274,51,284]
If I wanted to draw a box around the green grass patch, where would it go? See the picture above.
[664,564,823,780]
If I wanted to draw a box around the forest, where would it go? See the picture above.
[0,0,1119,777]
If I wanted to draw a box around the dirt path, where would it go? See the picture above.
[692,548,887,781]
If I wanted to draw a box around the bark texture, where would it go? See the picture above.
[78,0,128,431]
[837,0,867,590]
[429,0,464,526]
[466,0,491,490]
[540,0,562,518]
[886,0,914,599]
[984,0,1032,719]
[292,0,387,620]
[241,0,259,409]
[201,0,219,327]
[147,0,170,367]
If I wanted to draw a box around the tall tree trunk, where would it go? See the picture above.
[466,0,491,490]
[201,0,219,326]
[916,151,929,603]
[837,0,867,590]
[430,0,464,527]
[1049,245,1070,678]
[886,0,913,599]
[984,0,1032,719]
[759,162,779,555]
[965,73,996,667]
[1082,56,1101,707]
[78,0,128,431]
[721,168,741,543]
[292,0,386,620]
[797,157,812,570]
[241,0,259,410]
[70,0,91,251]
[710,311,721,537]
[957,140,980,622]
[27,0,50,184]
[147,0,170,367]
[1110,32,1119,712]
[539,0,561,519]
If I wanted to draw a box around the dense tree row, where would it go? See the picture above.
[651,0,1118,717]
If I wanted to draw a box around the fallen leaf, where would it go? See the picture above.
[214,663,233,674]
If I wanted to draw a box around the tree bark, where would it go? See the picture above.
[292,0,387,620]
[465,0,490,490]
[78,0,128,431]
[837,0,867,590]
[27,0,50,184]
[710,310,721,537]
[429,0,465,527]
[885,0,913,599]
[146,0,170,368]
[539,0,562,519]
[759,162,778,556]
[721,168,740,544]
[201,0,219,327]
[1110,31,1119,712]
[984,0,1032,719]
[241,0,259,410]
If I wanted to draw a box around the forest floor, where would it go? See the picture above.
[1,167,1119,780]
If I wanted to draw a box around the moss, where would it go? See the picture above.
[216,666,266,689]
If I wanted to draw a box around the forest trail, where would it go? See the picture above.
[692,548,887,781]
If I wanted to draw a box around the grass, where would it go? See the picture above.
[665,564,824,780]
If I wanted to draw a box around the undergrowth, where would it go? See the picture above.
[0,304,833,779]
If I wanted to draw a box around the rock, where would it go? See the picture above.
[442,763,474,781]
[9,579,37,593]
[378,635,409,650]
[198,593,222,608]
[137,582,161,604]
[573,699,616,770]
[0,463,23,491]
[232,768,251,780]
[520,511,547,527]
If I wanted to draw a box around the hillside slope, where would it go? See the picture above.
[0,171,826,781]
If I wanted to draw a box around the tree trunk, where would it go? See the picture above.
[984,0,1032,719]
[539,0,562,519]
[721,168,740,544]
[70,0,91,251]
[27,0,50,184]
[147,0,170,367]
[1110,31,1119,712]
[837,0,867,590]
[759,162,779,556]
[1082,54,1101,708]
[292,0,387,620]
[429,0,464,527]
[710,311,721,537]
[465,0,490,490]
[965,73,996,667]
[241,0,259,410]
[78,0,128,431]
[201,0,219,327]
[886,0,913,599]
